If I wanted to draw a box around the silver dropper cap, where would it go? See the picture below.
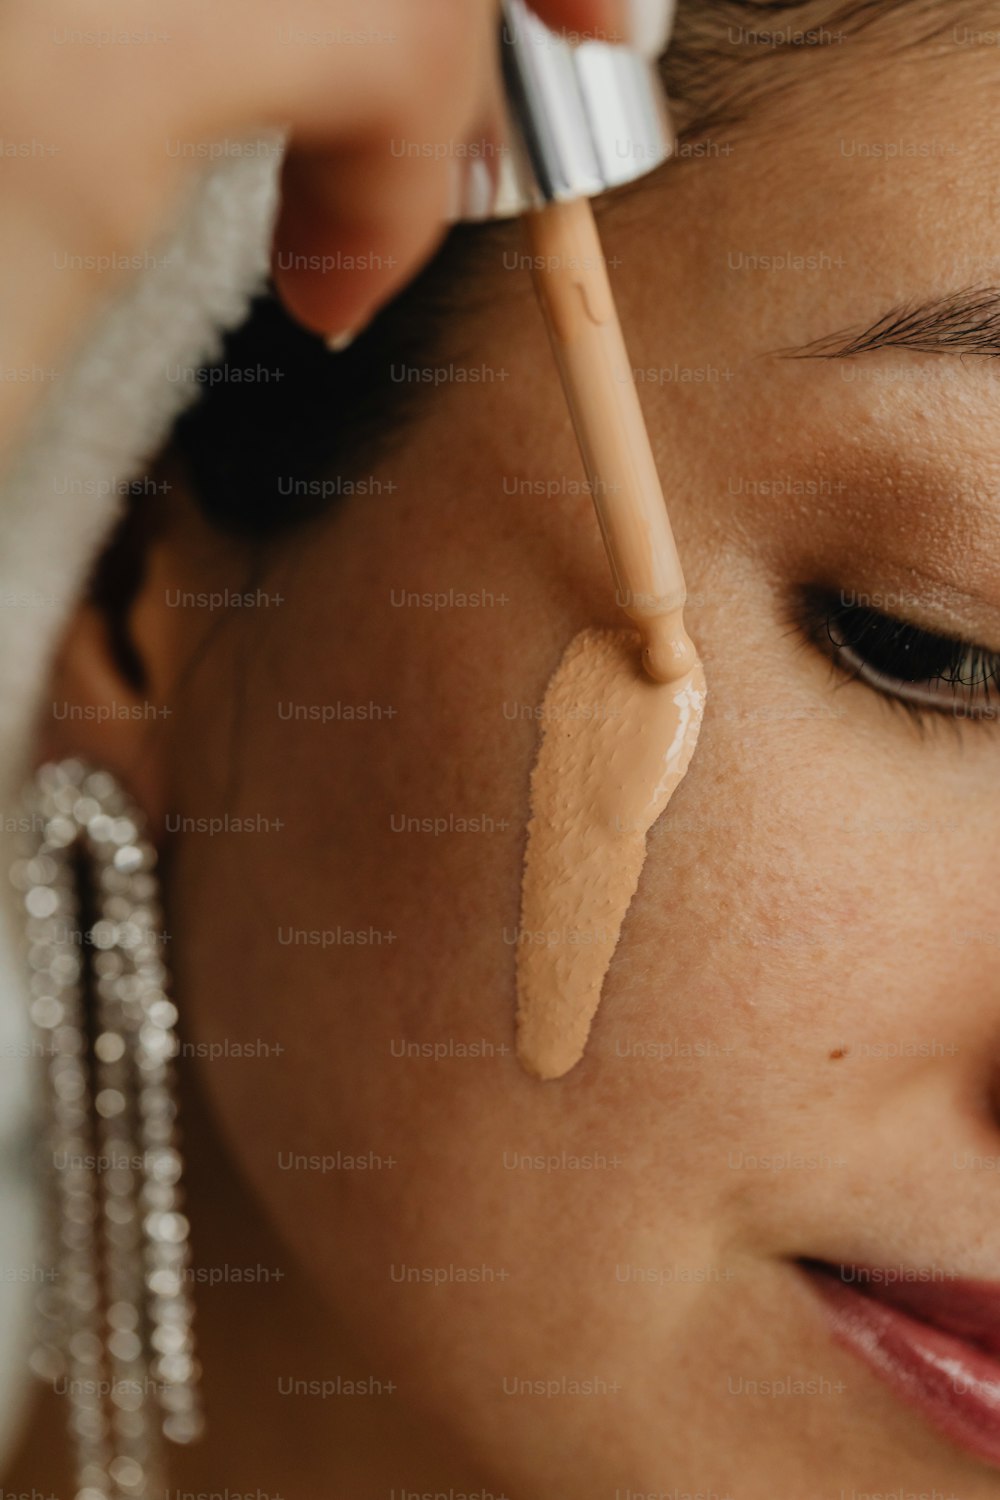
[459,0,676,220]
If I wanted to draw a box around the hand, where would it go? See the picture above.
[0,0,660,471]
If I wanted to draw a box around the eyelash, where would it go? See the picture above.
[795,588,1000,728]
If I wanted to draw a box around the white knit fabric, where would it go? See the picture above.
[0,140,283,1466]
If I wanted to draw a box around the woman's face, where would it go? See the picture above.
[91,14,1000,1497]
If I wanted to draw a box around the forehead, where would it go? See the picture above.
[635,30,1000,349]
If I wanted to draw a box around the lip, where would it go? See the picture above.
[800,1258,1000,1470]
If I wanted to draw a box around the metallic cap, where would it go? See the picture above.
[457,0,676,221]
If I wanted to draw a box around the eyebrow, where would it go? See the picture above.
[779,286,1000,361]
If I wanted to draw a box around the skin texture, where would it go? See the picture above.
[14,6,1000,1497]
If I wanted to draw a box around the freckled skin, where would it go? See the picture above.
[24,20,1000,1500]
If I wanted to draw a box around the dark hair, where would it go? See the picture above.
[169,0,957,537]
[170,226,503,536]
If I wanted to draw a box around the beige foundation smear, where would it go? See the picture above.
[515,629,706,1081]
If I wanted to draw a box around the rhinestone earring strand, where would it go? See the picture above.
[11,759,202,1500]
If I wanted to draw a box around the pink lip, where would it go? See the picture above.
[801,1259,1000,1470]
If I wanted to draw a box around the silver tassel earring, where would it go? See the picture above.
[10,759,202,1500]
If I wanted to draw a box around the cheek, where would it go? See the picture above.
[162,491,992,1481]
[163,512,957,1206]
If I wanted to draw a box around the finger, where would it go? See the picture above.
[271,142,451,338]
[174,0,497,144]
[0,0,501,448]
[270,0,500,336]
[531,0,676,52]
[530,0,624,42]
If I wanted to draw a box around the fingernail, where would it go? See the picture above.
[622,0,677,57]
[325,329,357,353]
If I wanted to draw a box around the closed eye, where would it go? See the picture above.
[797,588,1000,724]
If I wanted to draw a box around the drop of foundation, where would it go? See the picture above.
[515,628,706,1081]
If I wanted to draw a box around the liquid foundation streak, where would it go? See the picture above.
[515,199,707,1081]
